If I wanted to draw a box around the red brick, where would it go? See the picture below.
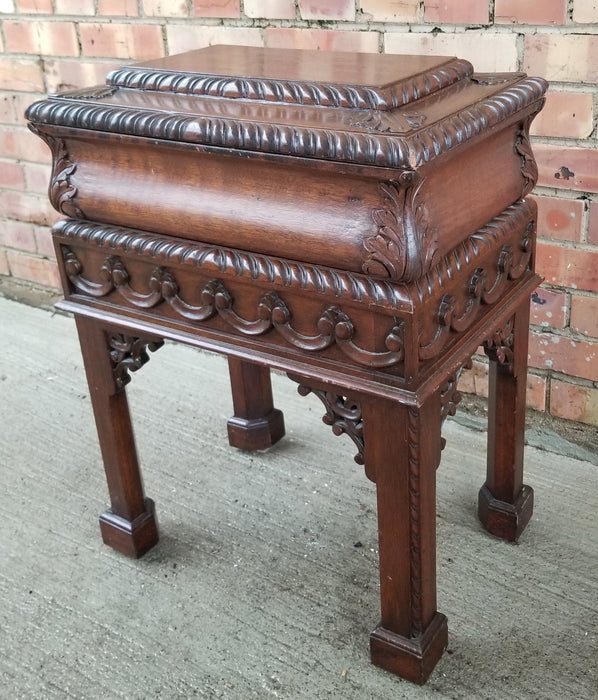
[458,357,489,397]
[55,0,95,13]
[298,0,355,21]
[0,57,45,92]
[573,1,598,23]
[15,0,53,12]
[0,161,25,190]
[0,126,51,164]
[385,32,518,72]
[166,26,263,55]
[550,379,598,426]
[4,20,79,57]
[97,0,139,15]
[6,251,60,289]
[0,220,37,253]
[0,96,16,125]
[244,0,295,18]
[570,295,598,338]
[191,0,240,17]
[265,28,380,53]
[23,162,52,196]
[524,34,598,84]
[33,225,55,257]
[458,359,546,410]
[526,373,548,411]
[534,195,584,243]
[529,331,598,381]
[360,0,419,21]
[536,241,598,293]
[2,93,42,126]
[534,144,598,195]
[589,203,598,246]
[424,0,488,24]
[495,0,567,25]
[530,91,594,140]
[530,287,568,329]
[79,23,165,60]
[44,60,121,93]
[143,0,189,16]
[0,251,9,276]
[2,191,59,227]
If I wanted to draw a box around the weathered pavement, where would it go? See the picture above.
[1,296,596,699]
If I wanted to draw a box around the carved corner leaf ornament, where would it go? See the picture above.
[50,139,84,218]
[515,117,539,198]
[364,176,439,282]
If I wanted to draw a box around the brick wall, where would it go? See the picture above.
[1,1,597,427]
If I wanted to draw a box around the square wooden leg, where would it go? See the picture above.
[363,393,448,684]
[227,357,285,451]
[480,300,534,541]
[75,315,160,558]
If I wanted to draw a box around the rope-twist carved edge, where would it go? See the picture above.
[26,77,546,169]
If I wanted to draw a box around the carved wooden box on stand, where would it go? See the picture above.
[26,46,546,684]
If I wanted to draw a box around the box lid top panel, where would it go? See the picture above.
[107,45,473,111]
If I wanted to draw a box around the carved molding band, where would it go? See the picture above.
[364,174,439,281]
[407,406,424,635]
[419,216,534,361]
[55,219,408,311]
[63,248,404,370]
[295,384,364,466]
[26,77,546,169]
[108,333,164,391]
[106,58,473,111]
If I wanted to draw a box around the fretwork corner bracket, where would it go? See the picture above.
[440,357,473,450]
[108,333,164,391]
[291,379,366,469]
[483,317,515,365]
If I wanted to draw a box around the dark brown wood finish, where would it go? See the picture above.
[26,46,547,684]
[227,357,285,450]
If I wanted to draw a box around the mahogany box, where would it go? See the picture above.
[26,46,547,684]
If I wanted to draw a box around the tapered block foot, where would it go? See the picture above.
[478,483,534,542]
[99,497,159,558]
[227,409,285,451]
[370,613,448,685]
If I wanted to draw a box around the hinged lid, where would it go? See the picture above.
[26,45,547,170]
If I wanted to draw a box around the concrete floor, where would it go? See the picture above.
[1,296,597,699]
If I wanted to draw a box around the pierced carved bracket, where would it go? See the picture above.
[439,358,473,450]
[483,317,515,365]
[363,174,439,282]
[295,383,364,466]
[108,333,164,391]
[62,248,405,370]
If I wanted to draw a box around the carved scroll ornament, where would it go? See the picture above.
[364,174,439,282]
[62,248,404,370]
[295,384,364,466]
[515,116,540,198]
[108,333,164,391]
[483,317,515,365]
[26,129,84,218]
